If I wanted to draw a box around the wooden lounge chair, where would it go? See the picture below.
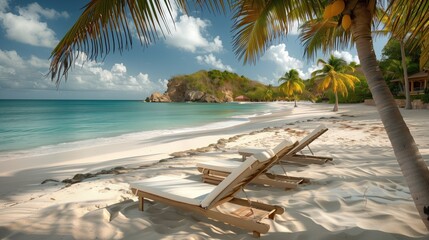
[197,139,307,190]
[130,142,297,237]
[239,124,333,165]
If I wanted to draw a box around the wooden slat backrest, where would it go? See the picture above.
[290,125,327,155]
[204,141,298,209]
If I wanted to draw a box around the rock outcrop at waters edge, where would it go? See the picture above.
[147,81,229,103]
[146,69,267,103]
[147,90,225,103]
[148,92,171,102]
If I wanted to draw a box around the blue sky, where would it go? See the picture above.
[0,0,388,100]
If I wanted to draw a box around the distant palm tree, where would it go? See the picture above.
[384,58,407,88]
[311,56,360,111]
[278,69,305,107]
[374,11,414,109]
[264,84,273,101]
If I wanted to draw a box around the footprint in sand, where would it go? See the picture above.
[119,201,143,216]
[149,210,188,233]
[145,202,169,213]
[103,199,134,222]
[151,222,187,234]
[98,187,111,193]
[110,200,190,234]
[314,199,342,212]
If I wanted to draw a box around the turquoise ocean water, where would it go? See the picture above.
[0,100,279,154]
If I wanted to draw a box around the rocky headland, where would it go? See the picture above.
[146,70,268,103]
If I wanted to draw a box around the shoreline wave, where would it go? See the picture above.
[0,109,276,161]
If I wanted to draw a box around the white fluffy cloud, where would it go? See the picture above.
[305,64,323,76]
[164,15,223,53]
[0,49,25,66]
[157,78,169,89]
[260,43,324,84]
[0,1,67,47]
[111,63,127,76]
[0,49,52,89]
[196,54,233,72]
[29,55,50,68]
[66,52,165,94]
[18,2,69,20]
[0,49,166,97]
[1,13,57,47]
[261,45,361,84]
[332,50,360,64]
[0,0,8,12]
[262,44,304,71]
[132,1,223,53]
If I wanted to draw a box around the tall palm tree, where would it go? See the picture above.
[311,55,360,111]
[48,0,429,229]
[278,69,305,107]
[230,0,429,229]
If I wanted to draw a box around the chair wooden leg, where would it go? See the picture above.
[138,196,144,211]
[253,231,261,238]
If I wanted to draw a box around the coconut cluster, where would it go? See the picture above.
[323,0,351,30]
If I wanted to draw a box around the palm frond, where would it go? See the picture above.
[231,0,322,64]
[49,0,230,85]
[320,75,331,91]
[316,58,327,65]
[387,0,429,68]
[420,41,429,69]
[372,29,389,39]
[311,54,358,97]
[278,69,304,97]
[338,72,359,87]
[50,0,171,84]
[311,69,324,78]
[300,18,353,61]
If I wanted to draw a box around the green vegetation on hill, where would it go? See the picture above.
[166,68,371,103]
[169,70,283,101]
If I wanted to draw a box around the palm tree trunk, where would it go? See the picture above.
[294,97,297,107]
[333,92,339,112]
[400,40,412,109]
[352,2,429,230]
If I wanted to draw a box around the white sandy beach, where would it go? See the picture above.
[0,102,428,239]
